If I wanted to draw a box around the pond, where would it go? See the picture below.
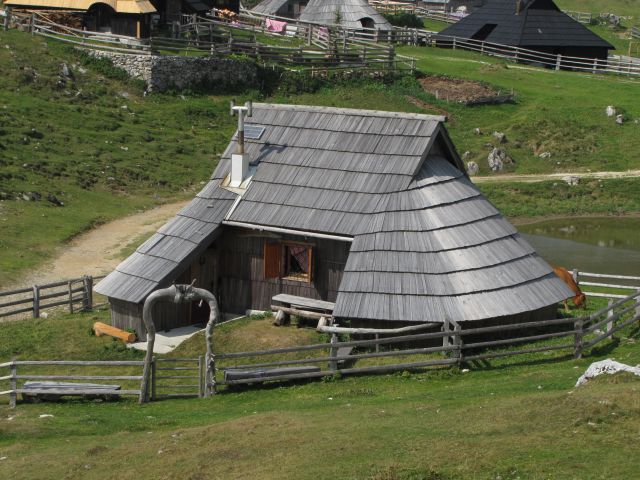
[518,217,640,278]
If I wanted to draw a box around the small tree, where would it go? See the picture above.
[334,6,343,25]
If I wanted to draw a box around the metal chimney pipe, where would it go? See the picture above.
[229,100,253,187]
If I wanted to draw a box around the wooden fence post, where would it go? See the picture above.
[606,298,614,333]
[452,37,456,49]
[32,285,40,319]
[83,275,93,311]
[3,7,11,31]
[574,318,583,359]
[198,355,204,398]
[150,355,156,401]
[452,320,462,366]
[68,280,74,314]
[307,25,312,46]
[9,358,17,409]
[592,57,598,74]
[29,13,35,34]
[329,333,338,371]
[636,289,640,326]
[441,319,451,354]
[555,54,562,70]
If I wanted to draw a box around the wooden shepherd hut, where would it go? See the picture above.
[3,0,157,38]
[298,0,392,31]
[95,104,573,340]
[437,0,614,61]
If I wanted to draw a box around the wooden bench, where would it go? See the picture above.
[223,366,321,384]
[21,381,122,402]
[271,294,335,326]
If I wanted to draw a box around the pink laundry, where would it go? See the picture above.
[266,18,288,33]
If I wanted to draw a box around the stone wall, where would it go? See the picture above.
[88,51,258,93]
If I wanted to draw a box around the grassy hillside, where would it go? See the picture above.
[555,0,639,17]
[1,29,640,286]
[0,31,238,286]
[1,310,640,479]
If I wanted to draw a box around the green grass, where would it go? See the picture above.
[554,0,639,18]
[1,305,640,479]
[479,178,640,217]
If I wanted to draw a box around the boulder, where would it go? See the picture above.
[466,161,479,176]
[474,127,482,135]
[47,193,64,207]
[562,175,580,186]
[492,131,507,144]
[605,105,616,117]
[576,359,640,386]
[538,151,552,159]
[616,114,624,125]
[487,148,513,172]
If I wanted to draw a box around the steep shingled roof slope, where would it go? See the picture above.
[299,0,392,30]
[438,0,613,49]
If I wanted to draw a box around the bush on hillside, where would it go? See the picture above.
[383,13,424,29]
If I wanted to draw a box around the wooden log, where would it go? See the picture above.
[317,322,438,335]
[93,322,136,343]
[14,360,144,366]
[16,375,142,381]
[270,305,325,320]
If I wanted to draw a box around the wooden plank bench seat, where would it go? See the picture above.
[271,294,335,326]
[21,381,122,402]
[223,366,321,384]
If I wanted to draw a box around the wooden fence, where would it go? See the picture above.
[577,271,640,300]
[0,275,103,320]
[209,289,640,391]
[0,360,145,408]
[632,26,640,40]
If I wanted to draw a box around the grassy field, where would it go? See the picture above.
[1,304,640,479]
[555,0,639,17]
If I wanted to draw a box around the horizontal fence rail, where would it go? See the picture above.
[0,360,145,407]
[0,275,103,320]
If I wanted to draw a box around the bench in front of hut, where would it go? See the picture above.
[271,294,335,326]
[21,381,122,402]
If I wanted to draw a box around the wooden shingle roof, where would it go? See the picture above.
[438,0,613,49]
[299,0,392,31]
[96,104,572,322]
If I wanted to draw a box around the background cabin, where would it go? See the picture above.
[437,0,614,61]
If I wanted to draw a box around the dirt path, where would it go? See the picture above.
[11,200,188,289]
[472,170,640,184]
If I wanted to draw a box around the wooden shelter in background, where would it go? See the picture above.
[251,0,308,19]
[437,0,614,60]
[95,104,573,340]
[3,0,157,37]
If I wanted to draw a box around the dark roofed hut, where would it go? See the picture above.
[437,0,614,62]
[95,104,572,340]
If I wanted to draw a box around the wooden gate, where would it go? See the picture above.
[151,357,204,400]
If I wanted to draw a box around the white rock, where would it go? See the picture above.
[487,148,513,172]
[562,175,580,186]
[605,106,616,117]
[538,151,552,159]
[575,359,640,386]
[616,114,624,125]
[39,414,54,418]
[467,161,479,176]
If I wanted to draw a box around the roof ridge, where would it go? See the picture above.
[252,103,446,122]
